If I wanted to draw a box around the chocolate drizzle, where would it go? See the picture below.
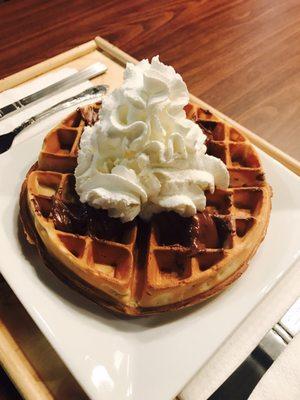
[189,212,219,251]
[213,216,233,248]
[203,109,213,116]
[50,197,232,251]
[51,198,132,242]
[87,207,133,242]
[196,120,217,142]
[154,211,219,251]
[52,199,88,234]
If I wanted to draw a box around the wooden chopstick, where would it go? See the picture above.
[0,321,53,400]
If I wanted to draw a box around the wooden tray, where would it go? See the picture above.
[0,37,299,400]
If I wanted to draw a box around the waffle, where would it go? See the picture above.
[19,102,272,316]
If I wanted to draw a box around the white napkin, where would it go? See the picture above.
[0,68,91,146]
[249,333,300,400]
[179,263,300,400]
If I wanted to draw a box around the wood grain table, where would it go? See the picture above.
[1,0,300,160]
[0,0,299,398]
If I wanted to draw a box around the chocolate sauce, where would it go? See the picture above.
[154,212,191,247]
[196,120,217,142]
[155,211,219,251]
[198,120,217,133]
[195,120,217,142]
[79,105,99,126]
[203,109,213,116]
[213,216,233,248]
[52,198,88,234]
[51,198,132,242]
[50,195,228,250]
[87,207,132,242]
[189,212,219,251]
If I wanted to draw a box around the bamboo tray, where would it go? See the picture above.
[0,37,299,400]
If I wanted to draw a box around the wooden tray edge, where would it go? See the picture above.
[0,321,53,400]
[0,40,97,92]
[0,35,299,400]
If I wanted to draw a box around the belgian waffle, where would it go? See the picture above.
[19,102,272,316]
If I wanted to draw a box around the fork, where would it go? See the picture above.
[0,85,108,155]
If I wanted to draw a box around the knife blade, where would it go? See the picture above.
[0,62,107,120]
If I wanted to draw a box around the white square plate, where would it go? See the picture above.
[0,119,299,400]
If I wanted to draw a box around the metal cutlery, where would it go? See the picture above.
[0,85,108,154]
[210,298,300,399]
[0,62,107,120]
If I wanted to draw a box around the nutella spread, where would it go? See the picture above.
[197,120,218,141]
[155,211,219,250]
[52,198,88,235]
[189,212,219,250]
[51,198,131,242]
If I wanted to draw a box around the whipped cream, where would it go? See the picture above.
[75,56,229,222]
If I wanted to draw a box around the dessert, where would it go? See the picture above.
[20,57,271,316]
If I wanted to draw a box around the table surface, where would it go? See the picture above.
[0,0,299,398]
[1,0,300,160]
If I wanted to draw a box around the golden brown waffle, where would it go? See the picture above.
[19,103,272,316]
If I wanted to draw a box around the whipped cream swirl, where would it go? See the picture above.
[75,56,229,222]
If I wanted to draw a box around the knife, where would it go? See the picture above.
[209,298,300,399]
[0,85,108,154]
[0,62,107,120]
